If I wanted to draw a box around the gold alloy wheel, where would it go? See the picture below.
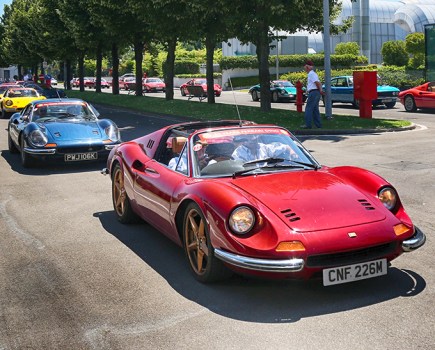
[184,207,209,276]
[113,167,126,217]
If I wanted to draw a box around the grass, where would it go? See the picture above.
[66,90,411,132]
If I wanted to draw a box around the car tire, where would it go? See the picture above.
[8,132,19,154]
[404,95,417,112]
[251,90,259,101]
[384,101,396,109]
[112,163,140,224]
[20,137,36,168]
[353,99,360,109]
[272,91,279,103]
[1,108,8,119]
[180,88,186,96]
[182,202,232,283]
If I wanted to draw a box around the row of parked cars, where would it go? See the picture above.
[248,76,435,112]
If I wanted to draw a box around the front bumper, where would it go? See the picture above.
[402,227,426,252]
[214,248,304,273]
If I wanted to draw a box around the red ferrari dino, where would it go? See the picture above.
[398,82,435,112]
[102,120,425,285]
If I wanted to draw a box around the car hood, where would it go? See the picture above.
[43,121,104,141]
[377,85,399,92]
[281,87,296,94]
[231,171,386,232]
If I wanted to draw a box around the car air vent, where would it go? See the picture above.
[146,139,155,149]
[281,208,301,222]
[358,199,375,210]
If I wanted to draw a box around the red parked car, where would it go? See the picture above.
[102,120,425,284]
[85,78,110,89]
[180,78,222,97]
[142,77,166,93]
[398,81,435,112]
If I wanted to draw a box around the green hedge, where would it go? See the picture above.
[219,54,368,70]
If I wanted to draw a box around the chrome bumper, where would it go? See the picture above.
[24,147,56,155]
[402,227,426,252]
[214,248,304,273]
[101,168,109,175]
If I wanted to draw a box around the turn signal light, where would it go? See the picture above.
[276,241,306,252]
[394,224,411,236]
[45,143,57,148]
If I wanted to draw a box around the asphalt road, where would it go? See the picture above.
[0,104,433,350]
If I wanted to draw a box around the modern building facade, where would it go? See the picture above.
[222,0,435,64]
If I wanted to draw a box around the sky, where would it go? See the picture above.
[0,1,11,17]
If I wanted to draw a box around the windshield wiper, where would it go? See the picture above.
[242,157,286,167]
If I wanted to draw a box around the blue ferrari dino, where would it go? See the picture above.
[8,98,121,168]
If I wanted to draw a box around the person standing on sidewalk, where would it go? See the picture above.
[302,60,323,129]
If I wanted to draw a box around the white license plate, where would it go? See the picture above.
[65,152,98,162]
[323,259,387,286]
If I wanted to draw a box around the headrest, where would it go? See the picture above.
[171,137,187,153]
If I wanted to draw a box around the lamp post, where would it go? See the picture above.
[323,0,332,118]
[276,30,279,80]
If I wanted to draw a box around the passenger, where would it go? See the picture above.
[168,137,188,173]
[231,134,295,162]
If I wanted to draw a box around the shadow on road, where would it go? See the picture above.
[94,210,426,324]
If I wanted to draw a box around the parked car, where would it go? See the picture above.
[180,78,222,97]
[102,120,425,284]
[1,87,46,119]
[8,98,121,168]
[21,81,67,99]
[120,77,136,90]
[324,76,399,109]
[85,78,110,89]
[398,81,435,112]
[142,77,166,93]
[249,80,304,102]
[70,77,94,88]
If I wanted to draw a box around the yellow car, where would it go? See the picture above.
[1,87,46,118]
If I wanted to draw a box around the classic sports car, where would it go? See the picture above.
[143,77,166,93]
[8,98,121,168]
[21,81,67,99]
[398,82,435,112]
[324,76,399,109]
[249,80,304,102]
[84,78,111,89]
[102,120,425,285]
[180,78,222,97]
[1,88,46,118]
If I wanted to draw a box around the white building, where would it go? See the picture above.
[0,66,19,82]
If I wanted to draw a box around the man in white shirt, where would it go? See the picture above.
[302,60,323,129]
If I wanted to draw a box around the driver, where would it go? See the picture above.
[231,134,295,162]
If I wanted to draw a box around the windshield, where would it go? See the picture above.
[190,127,319,177]
[274,81,294,87]
[31,102,97,122]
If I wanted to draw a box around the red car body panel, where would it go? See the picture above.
[105,121,424,282]
[180,78,222,97]
[399,82,435,111]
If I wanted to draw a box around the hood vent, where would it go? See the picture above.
[358,199,375,210]
[147,139,155,149]
[281,208,301,222]
[54,132,61,137]
[92,129,99,135]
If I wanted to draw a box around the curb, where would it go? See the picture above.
[292,123,418,136]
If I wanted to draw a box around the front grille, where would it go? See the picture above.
[306,242,397,268]
[58,145,106,154]
[378,91,397,97]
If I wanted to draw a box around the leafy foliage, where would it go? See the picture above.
[381,40,408,66]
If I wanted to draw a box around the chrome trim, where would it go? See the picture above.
[24,147,56,155]
[101,168,109,175]
[402,227,426,252]
[214,248,304,272]
[105,144,117,150]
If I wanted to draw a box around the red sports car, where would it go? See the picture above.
[142,77,166,93]
[399,82,435,112]
[102,121,425,285]
[180,78,222,97]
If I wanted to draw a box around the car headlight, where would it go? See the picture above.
[105,124,120,142]
[28,129,48,147]
[378,187,397,211]
[229,206,255,234]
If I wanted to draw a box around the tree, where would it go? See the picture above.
[405,32,425,69]
[233,0,346,112]
[334,42,360,56]
[381,40,408,67]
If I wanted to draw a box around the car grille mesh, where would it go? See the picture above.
[306,242,397,267]
[57,146,106,153]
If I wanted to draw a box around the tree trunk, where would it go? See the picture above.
[134,38,144,96]
[257,25,271,112]
[164,38,176,100]
[111,43,119,95]
[66,59,72,90]
[205,34,216,104]
[78,54,85,92]
[96,42,102,93]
